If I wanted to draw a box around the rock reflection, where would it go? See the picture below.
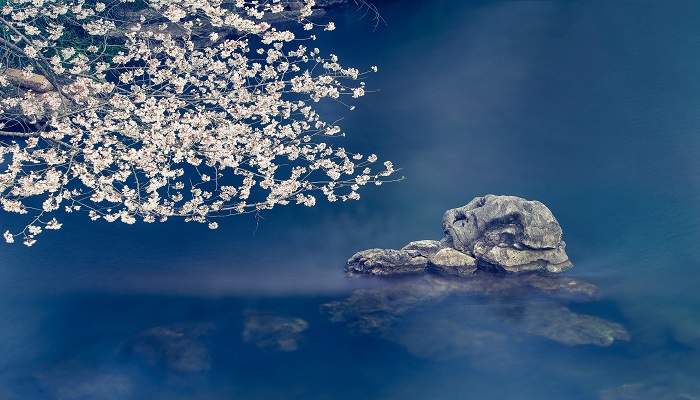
[323,272,629,357]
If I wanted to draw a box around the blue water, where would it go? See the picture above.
[2,1,700,398]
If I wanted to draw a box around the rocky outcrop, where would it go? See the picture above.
[345,195,572,276]
[333,195,629,351]
[443,195,572,273]
[345,239,458,277]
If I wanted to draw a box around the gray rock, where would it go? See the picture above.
[428,248,477,277]
[442,194,572,273]
[243,311,308,352]
[346,195,572,276]
[476,243,572,273]
[401,240,446,258]
[345,248,429,276]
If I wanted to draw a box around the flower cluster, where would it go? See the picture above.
[0,0,396,245]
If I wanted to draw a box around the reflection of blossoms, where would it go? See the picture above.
[0,0,397,245]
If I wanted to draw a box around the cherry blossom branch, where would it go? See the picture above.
[1,0,396,246]
[0,19,72,101]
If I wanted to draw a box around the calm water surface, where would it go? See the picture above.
[2,1,700,399]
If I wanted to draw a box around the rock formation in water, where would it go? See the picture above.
[330,195,630,350]
[346,194,572,276]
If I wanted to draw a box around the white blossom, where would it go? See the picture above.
[0,0,395,245]
[45,218,62,230]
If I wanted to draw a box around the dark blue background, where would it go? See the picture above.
[1,1,699,398]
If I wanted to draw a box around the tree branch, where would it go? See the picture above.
[0,130,40,138]
[0,18,73,101]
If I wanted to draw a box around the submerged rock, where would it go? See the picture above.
[425,273,599,301]
[391,315,510,360]
[326,267,628,353]
[242,311,308,352]
[345,195,572,276]
[323,277,448,335]
[127,323,214,371]
[322,273,625,349]
[520,274,599,301]
[511,304,631,346]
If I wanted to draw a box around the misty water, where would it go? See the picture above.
[2,1,700,399]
